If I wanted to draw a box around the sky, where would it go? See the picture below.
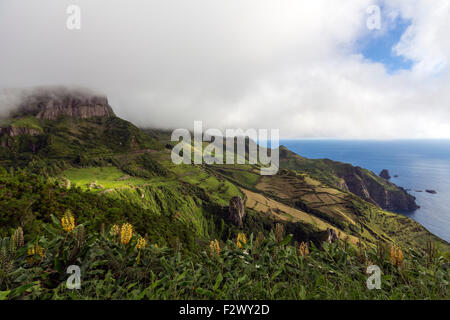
[0,0,450,139]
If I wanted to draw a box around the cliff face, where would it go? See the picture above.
[0,126,41,138]
[0,89,115,140]
[17,93,114,121]
[0,126,42,148]
[337,165,418,211]
[278,146,419,212]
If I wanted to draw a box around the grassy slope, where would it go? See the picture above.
[278,146,400,192]
[0,115,163,167]
[9,117,44,132]
[63,166,148,190]
[1,115,448,253]
[0,116,449,300]
[62,127,449,252]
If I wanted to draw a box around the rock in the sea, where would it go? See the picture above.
[426,189,437,194]
[379,169,391,180]
[228,196,245,226]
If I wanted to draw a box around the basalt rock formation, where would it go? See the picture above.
[0,89,115,141]
[337,166,418,211]
[379,169,391,180]
[0,126,42,148]
[15,91,114,121]
[228,196,246,226]
[0,126,41,138]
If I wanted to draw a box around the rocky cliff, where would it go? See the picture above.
[13,89,115,121]
[337,165,419,211]
[0,126,42,137]
[0,89,115,140]
[0,126,43,148]
[278,146,419,212]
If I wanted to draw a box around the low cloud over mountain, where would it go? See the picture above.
[1,0,450,138]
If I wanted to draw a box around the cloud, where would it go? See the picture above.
[0,0,449,139]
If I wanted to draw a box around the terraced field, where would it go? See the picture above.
[256,174,357,226]
[240,188,360,244]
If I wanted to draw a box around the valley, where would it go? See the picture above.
[0,90,448,300]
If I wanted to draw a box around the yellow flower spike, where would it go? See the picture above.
[236,233,247,249]
[135,236,146,264]
[61,211,76,233]
[210,239,221,255]
[298,242,310,257]
[390,245,404,267]
[110,224,120,236]
[27,244,45,264]
[120,223,133,245]
[136,237,146,250]
[36,245,44,257]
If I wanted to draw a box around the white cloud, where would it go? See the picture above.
[0,0,449,139]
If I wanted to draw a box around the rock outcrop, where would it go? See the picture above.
[0,126,43,148]
[87,181,104,190]
[14,89,114,121]
[316,228,339,248]
[278,146,419,212]
[337,166,418,211]
[228,196,245,226]
[0,126,41,138]
[1,88,115,141]
[379,169,391,180]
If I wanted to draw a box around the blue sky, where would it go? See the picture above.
[357,10,414,73]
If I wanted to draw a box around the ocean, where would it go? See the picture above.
[280,139,450,243]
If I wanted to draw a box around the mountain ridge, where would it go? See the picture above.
[278,146,418,212]
[0,89,447,254]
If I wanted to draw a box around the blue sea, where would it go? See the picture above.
[280,140,450,243]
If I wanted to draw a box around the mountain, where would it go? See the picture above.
[278,146,419,211]
[0,89,447,252]
[0,88,448,300]
[0,90,163,170]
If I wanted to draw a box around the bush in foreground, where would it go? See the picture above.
[0,216,449,300]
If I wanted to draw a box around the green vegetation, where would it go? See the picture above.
[1,109,449,300]
[279,146,402,193]
[0,116,163,169]
[9,117,43,132]
[0,220,448,300]
[62,166,149,190]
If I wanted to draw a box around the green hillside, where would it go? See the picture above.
[0,105,448,300]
